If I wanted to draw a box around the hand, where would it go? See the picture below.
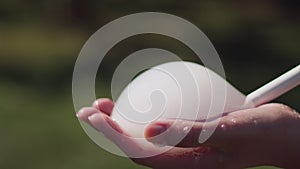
[77,99,219,169]
[145,103,300,168]
[77,98,300,169]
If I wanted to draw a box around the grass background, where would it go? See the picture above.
[0,0,299,168]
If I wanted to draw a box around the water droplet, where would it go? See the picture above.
[280,105,292,111]
[183,126,190,134]
[253,120,258,126]
[221,124,227,130]
[193,151,204,157]
[231,118,237,124]
[193,156,201,167]
[193,151,203,167]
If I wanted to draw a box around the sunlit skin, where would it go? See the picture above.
[77,98,300,169]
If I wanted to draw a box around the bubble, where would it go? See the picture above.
[231,118,237,124]
[72,12,227,158]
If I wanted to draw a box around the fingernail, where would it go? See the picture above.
[145,124,168,147]
[146,124,167,137]
[76,108,86,118]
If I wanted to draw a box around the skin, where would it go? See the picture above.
[77,98,300,169]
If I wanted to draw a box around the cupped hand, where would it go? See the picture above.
[77,98,300,169]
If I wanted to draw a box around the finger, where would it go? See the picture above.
[145,107,266,148]
[86,111,231,169]
[88,113,123,134]
[145,120,205,147]
[84,111,227,167]
[77,107,99,123]
[88,113,148,157]
[92,98,114,116]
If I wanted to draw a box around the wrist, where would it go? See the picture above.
[275,111,300,168]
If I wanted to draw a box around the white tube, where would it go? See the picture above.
[245,64,300,107]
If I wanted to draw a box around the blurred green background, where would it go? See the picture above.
[0,0,299,169]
